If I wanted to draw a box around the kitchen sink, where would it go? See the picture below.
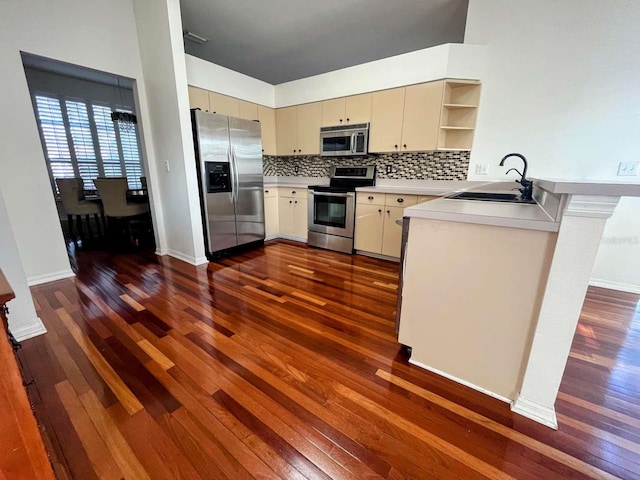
[447,191,537,204]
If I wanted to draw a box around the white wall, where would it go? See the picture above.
[133,0,207,265]
[275,43,486,107]
[0,189,45,341]
[186,54,275,108]
[0,0,161,283]
[464,0,640,291]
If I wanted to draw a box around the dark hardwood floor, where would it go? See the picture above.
[20,240,640,479]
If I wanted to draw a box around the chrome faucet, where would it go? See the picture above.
[499,153,533,201]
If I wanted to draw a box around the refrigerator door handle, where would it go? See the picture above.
[231,146,239,202]
[227,145,237,203]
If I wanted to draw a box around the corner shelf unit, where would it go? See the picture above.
[438,80,481,151]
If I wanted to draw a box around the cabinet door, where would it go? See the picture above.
[276,106,298,155]
[354,203,384,253]
[345,93,372,124]
[381,206,405,258]
[188,86,210,111]
[209,92,240,117]
[401,82,444,151]
[238,100,259,121]
[321,98,346,126]
[369,88,405,152]
[258,106,277,156]
[293,196,308,240]
[278,196,295,236]
[264,196,278,237]
[296,102,322,155]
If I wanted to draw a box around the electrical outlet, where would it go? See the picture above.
[294,165,299,174]
[617,162,639,176]
[164,160,170,172]
[475,164,488,175]
[386,165,393,174]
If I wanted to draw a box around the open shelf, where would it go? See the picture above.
[437,80,481,151]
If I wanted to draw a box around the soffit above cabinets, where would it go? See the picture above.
[180,0,468,85]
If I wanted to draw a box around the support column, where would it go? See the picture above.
[512,194,620,428]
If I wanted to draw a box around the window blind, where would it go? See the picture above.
[33,94,144,192]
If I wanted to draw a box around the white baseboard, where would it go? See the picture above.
[155,248,168,256]
[265,234,280,241]
[11,317,48,342]
[166,249,208,266]
[408,358,511,404]
[511,395,558,429]
[27,269,75,286]
[275,234,307,243]
[589,278,640,294]
[355,250,400,263]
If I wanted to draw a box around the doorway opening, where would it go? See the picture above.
[21,53,155,259]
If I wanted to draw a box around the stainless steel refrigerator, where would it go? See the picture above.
[191,110,265,258]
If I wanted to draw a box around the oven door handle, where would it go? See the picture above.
[311,191,355,198]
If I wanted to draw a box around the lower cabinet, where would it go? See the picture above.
[278,190,308,240]
[355,193,437,258]
[263,188,278,238]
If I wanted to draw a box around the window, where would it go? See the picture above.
[33,94,144,191]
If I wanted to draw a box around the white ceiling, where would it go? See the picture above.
[180,0,468,85]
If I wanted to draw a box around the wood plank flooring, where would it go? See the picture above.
[20,240,640,479]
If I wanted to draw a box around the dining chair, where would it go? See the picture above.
[140,176,147,190]
[55,178,103,241]
[94,177,150,247]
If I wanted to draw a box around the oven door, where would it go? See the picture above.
[308,191,355,237]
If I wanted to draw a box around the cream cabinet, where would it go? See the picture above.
[369,88,406,152]
[355,192,435,258]
[209,92,240,117]
[188,86,210,111]
[321,94,372,127]
[401,82,444,152]
[276,103,321,155]
[276,107,298,155]
[239,100,259,121]
[258,106,277,156]
[277,188,308,240]
[263,187,278,238]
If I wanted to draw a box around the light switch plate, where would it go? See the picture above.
[475,164,488,175]
[617,162,638,176]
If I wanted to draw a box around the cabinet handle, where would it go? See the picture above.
[339,119,343,123]
[294,200,298,204]
[403,144,407,148]
[368,196,374,200]
[346,118,350,122]
[394,144,398,149]
[292,191,296,194]
[293,149,296,153]
[289,200,292,204]
[397,198,404,203]
[387,210,390,214]
[262,149,265,152]
[378,209,382,213]
[265,190,269,193]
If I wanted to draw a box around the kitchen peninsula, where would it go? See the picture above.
[397,179,640,428]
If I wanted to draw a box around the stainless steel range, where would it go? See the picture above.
[308,166,376,254]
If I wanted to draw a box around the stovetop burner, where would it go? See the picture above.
[309,165,376,192]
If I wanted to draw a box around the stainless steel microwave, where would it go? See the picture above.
[320,123,369,157]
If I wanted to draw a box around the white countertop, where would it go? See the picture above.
[533,178,640,196]
[356,180,487,196]
[404,194,559,232]
[263,176,327,189]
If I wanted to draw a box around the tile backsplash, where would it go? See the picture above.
[263,151,470,180]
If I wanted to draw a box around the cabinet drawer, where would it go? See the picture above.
[263,187,277,198]
[357,192,385,206]
[418,195,438,203]
[279,188,306,198]
[384,194,417,207]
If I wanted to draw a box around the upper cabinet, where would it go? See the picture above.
[258,106,277,156]
[320,93,372,127]
[276,102,322,155]
[369,88,406,153]
[209,92,240,117]
[238,100,259,121]
[400,81,444,152]
[438,80,481,151]
[188,86,209,111]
